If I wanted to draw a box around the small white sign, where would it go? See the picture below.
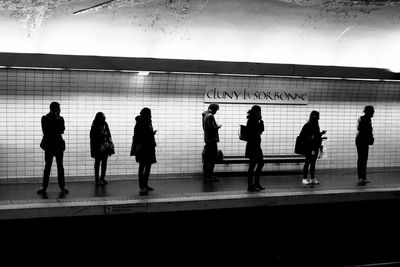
[204,86,309,105]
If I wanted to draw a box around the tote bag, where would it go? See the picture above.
[238,125,248,141]
[294,135,306,155]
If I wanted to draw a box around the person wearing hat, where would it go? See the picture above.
[202,103,222,181]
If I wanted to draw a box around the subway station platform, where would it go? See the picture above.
[2,169,400,266]
[1,168,400,220]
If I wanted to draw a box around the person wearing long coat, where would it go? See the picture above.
[245,105,265,192]
[133,107,157,195]
[202,103,221,181]
[90,112,112,185]
[300,110,326,185]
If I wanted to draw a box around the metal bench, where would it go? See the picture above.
[216,154,306,164]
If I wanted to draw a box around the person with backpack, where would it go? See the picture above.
[299,110,327,185]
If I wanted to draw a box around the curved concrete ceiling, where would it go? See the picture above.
[0,0,399,71]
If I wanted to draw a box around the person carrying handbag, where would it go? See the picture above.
[299,110,327,186]
[90,112,113,186]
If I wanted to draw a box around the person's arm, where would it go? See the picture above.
[205,115,220,131]
[59,117,65,134]
[259,120,264,135]
[41,116,47,135]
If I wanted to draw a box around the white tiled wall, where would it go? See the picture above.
[1,68,400,183]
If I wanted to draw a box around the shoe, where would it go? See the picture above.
[358,179,366,186]
[139,188,149,195]
[205,176,219,182]
[95,178,101,186]
[60,187,69,194]
[363,179,371,184]
[100,178,108,185]
[302,179,310,185]
[247,186,260,192]
[146,186,154,191]
[37,187,47,194]
[254,184,265,190]
[311,178,319,185]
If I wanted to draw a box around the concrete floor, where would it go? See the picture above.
[1,168,400,202]
[1,168,400,266]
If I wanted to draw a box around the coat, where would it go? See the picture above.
[245,116,264,161]
[299,121,322,155]
[40,113,65,153]
[134,115,157,164]
[202,110,219,144]
[356,115,374,146]
[90,122,112,158]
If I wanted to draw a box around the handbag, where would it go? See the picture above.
[100,138,115,156]
[238,125,248,141]
[294,135,305,155]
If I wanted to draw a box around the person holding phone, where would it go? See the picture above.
[133,107,157,195]
[245,105,265,191]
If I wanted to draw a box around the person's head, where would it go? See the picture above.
[208,103,219,115]
[309,110,320,122]
[247,105,262,117]
[94,112,106,123]
[140,107,152,119]
[49,102,60,116]
[364,105,375,118]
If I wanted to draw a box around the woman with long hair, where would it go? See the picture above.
[90,112,112,185]
[133,107,157,195]
[300,110,326,185]
[245,105,266,192]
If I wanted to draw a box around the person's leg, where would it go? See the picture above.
[310,157,316,179]
[357,145,362,179]
[309,153,319,184]
[302,154,311,185]
[357,145,369,181]
[40,151,53,192]
[303,157,310,179]
[254,160,265,189]
[208,143,218,180]
[138,162,145,189]
[363,146,369,180]
[144,163,152,189]
[55,151,67,192]
[248,160,256,190]
[202,161,208,178]
[94,157,101,184]
[100,156,108,184]
[203,144,211,179]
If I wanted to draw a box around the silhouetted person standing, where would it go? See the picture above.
[245,105,265,192]
[202,103,221,182]
[134,108,157,195]
[356,105,375,185]
[300,110,327,186]
[37,102,69,194]
[90,112,112,185]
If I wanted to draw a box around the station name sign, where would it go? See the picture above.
[204,86,309,105]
